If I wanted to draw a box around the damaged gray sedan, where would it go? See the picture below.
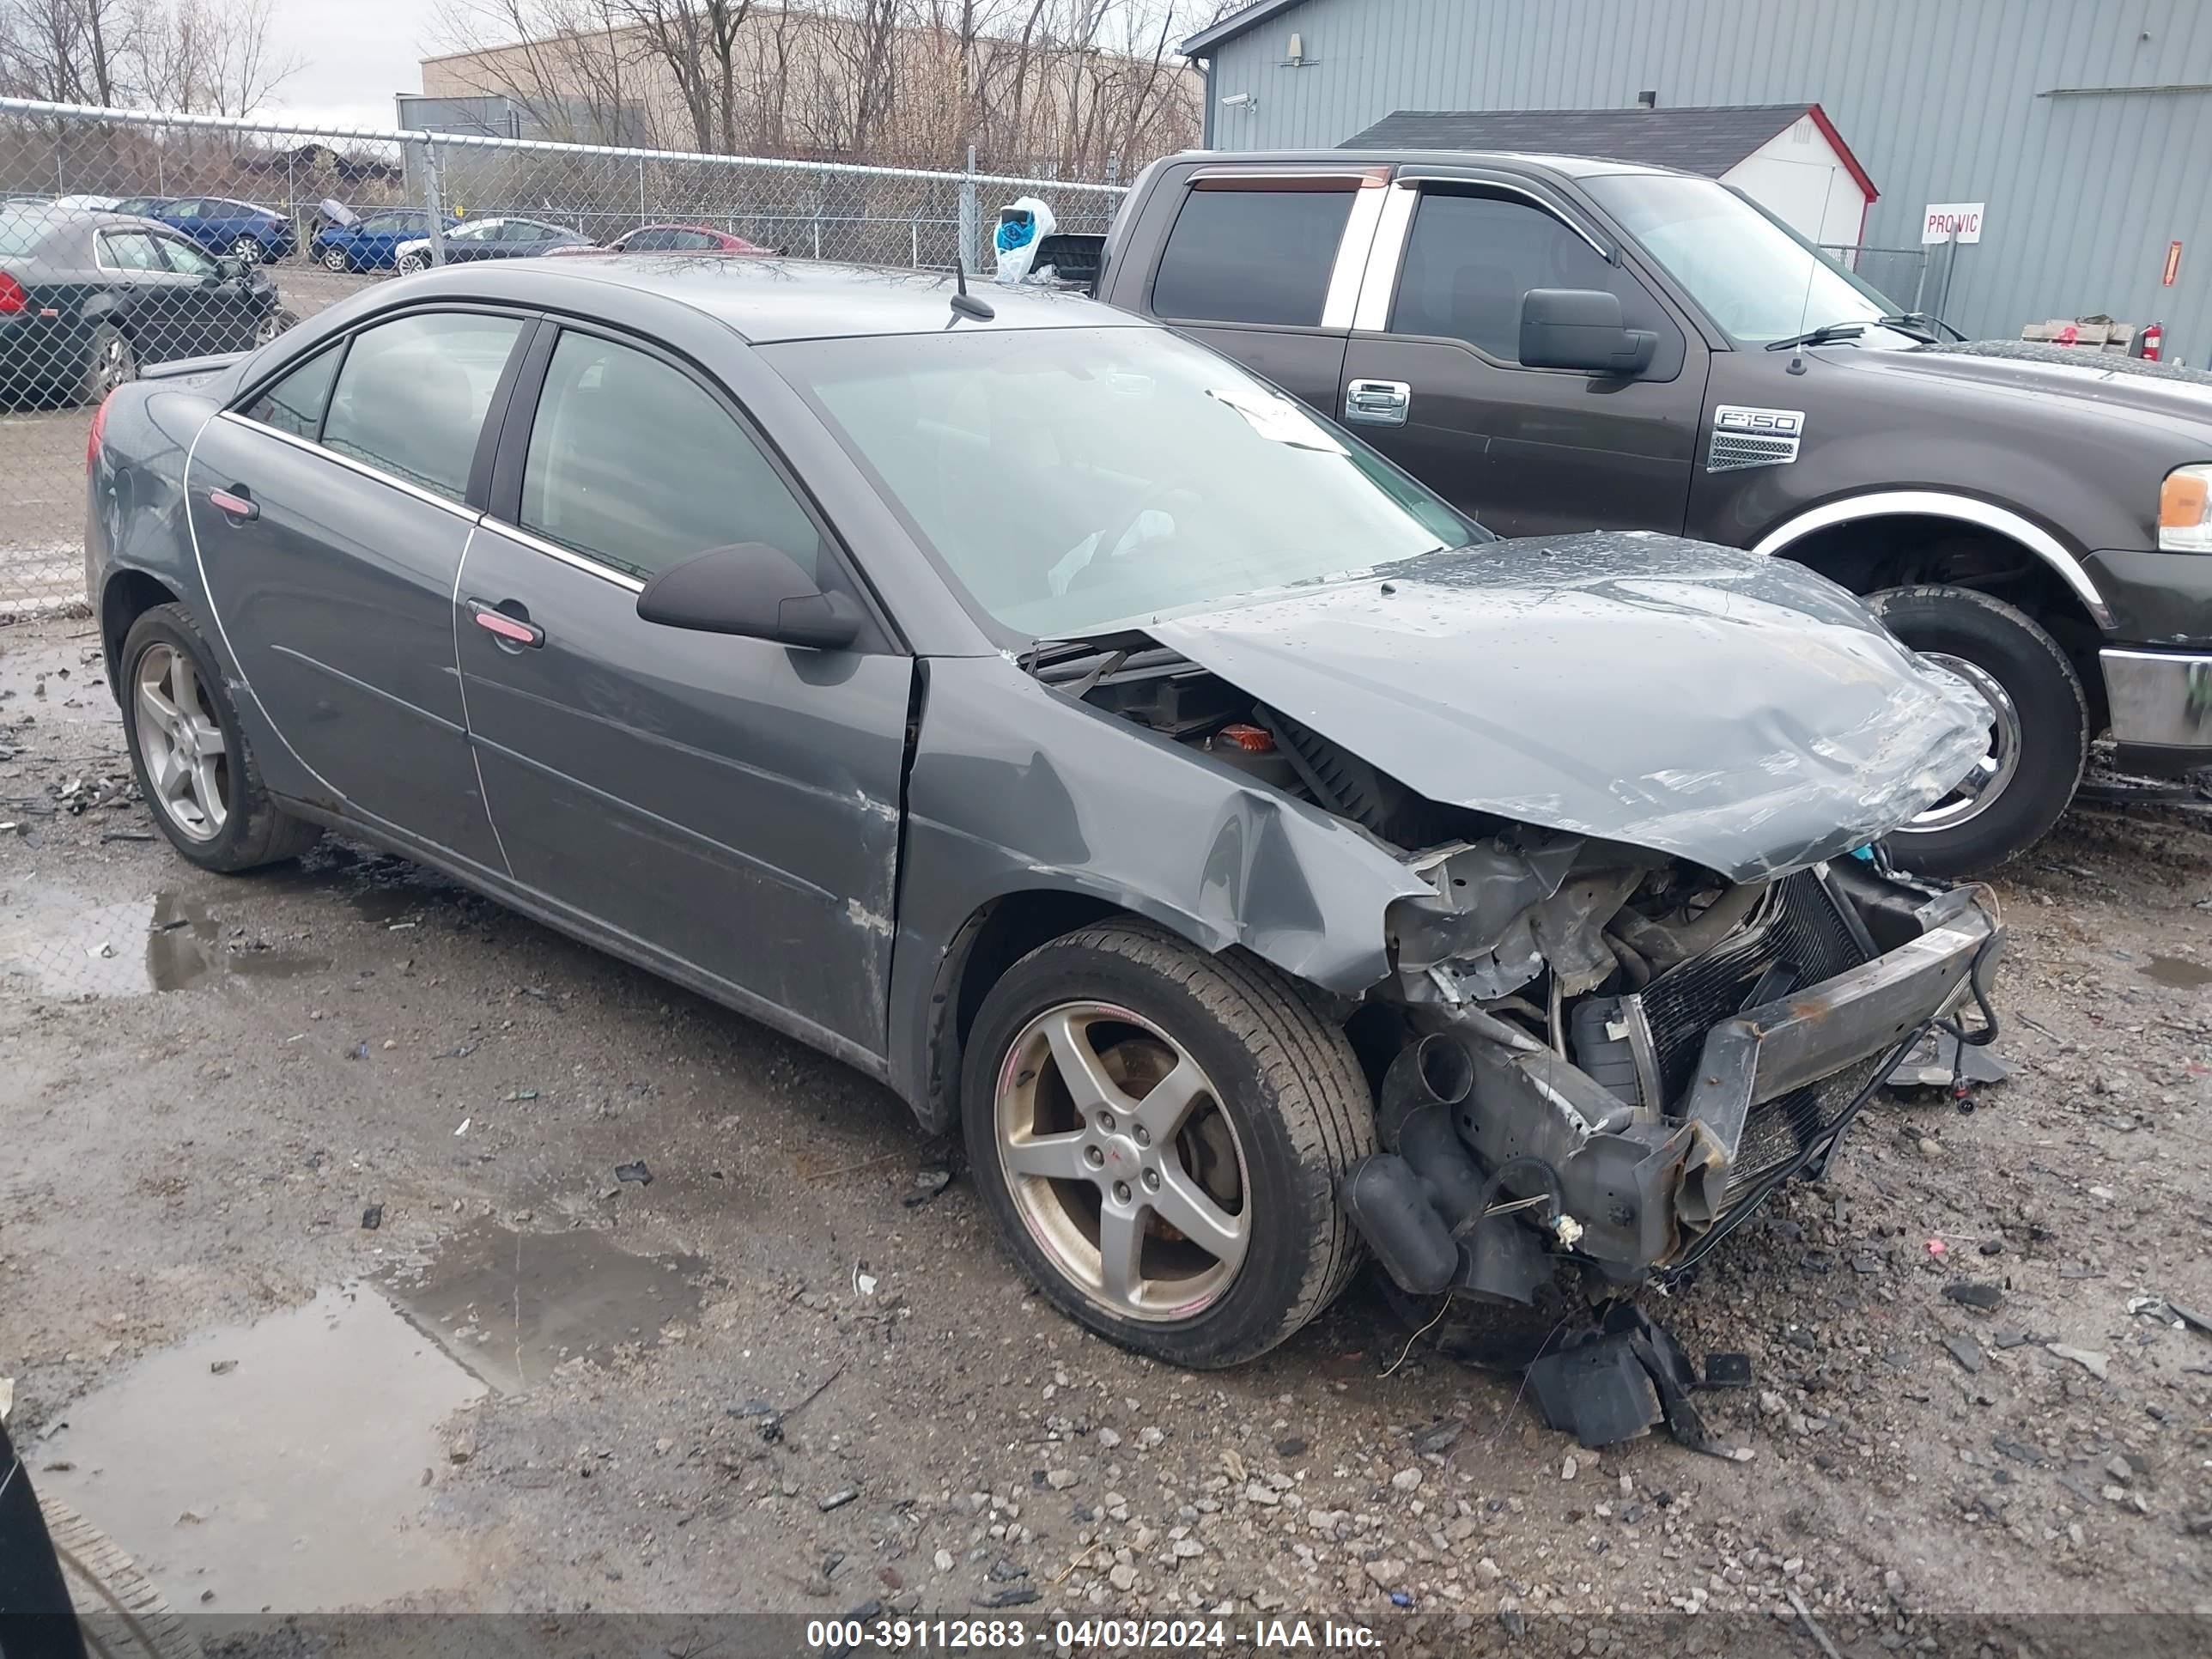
[86,258,2002,1368]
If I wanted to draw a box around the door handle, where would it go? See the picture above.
[1344,379,1412,427]
[207,485,258,521]
[466,599,544,649]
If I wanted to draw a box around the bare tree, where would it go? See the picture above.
[126,0,299,115]
[0,0,137,105]
[430,0,647,143]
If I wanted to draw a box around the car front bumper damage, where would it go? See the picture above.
[1342,865,2003,1301]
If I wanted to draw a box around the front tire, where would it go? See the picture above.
[961,921,1372,1369]
[1873,584,2088,876]
[396,251,427,275]
[118,604,321,872]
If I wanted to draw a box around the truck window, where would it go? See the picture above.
[1392,190,1680,372]
[1152,184,1355,328]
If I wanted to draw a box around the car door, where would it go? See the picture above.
[146,230,258,355]
[456,323,911,1054]
[90,227,184,361]
[185,307,531,872]
[1338,177,1709,538]
[1141,171,1383,415]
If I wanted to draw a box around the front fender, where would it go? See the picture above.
[885,656,1433,1122]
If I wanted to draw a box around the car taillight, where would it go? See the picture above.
[0,272,26,314]
[87,391,112,471]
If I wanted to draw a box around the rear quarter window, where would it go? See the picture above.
[1150,185,1355,327]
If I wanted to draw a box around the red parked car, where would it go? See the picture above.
[548,222,773,256]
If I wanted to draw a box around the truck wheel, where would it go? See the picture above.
[1871,585,2087,876]
[119,604,321,872]
[962,921,1372,1369]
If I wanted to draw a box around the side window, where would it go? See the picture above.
[1390,190,1682,371]
[241,343,344,439]
[100,231,165,271]
[1151,184,1356,326]
[157,235,217,277]
[519,330,822,582]
[625,229,669,251]
[321,313,525,501]
[671,229,714,250]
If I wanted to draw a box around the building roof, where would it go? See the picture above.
[1182,0,1306,56]
[1341,105,1877,199]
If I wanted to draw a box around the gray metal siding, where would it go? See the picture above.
[1205,0,2212,362]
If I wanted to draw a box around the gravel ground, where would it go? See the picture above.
[3,609,2211,1656]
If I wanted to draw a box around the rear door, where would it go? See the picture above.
[456,323,910,1054]
[91,227,184,361]
[1339,174,1708,538]
[185,307,531,870]
[1131,168,1388,413]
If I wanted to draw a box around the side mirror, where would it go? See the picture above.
[636,543,861,650]
[1518,288,1658,375]
[215,256,245,282]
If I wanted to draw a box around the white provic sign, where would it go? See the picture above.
[1922,202,1986,244]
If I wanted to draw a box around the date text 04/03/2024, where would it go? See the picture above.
[805,1617,1383,1650]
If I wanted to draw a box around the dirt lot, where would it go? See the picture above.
[3,608,2211,1656]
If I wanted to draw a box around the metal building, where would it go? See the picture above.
[1184,0,2212,358]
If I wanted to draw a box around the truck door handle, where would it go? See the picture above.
[1344,379,1412,427]
[207,485,258,521]
[466,598,544,649]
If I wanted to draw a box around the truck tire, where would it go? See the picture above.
[40,1495,201,1659]
[1871,585,2087,877]
[962,921,1373,1369]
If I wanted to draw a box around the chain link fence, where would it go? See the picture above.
[1820,242,1936,316]
[0,97,1124,613]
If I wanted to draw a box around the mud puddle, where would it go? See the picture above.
[0,881,328,997]
[380,1220,704,1394]
[264,842,476,927]
[33,1285,487,1613]
[2138,953,2212,989]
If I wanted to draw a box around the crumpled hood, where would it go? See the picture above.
[1146,532,1991,881]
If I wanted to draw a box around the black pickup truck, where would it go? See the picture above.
[1046,149,2212,874]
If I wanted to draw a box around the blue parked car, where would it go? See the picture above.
[312,208,455,273]
[151,196,295,264]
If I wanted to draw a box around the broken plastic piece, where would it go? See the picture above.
[1886,1027,2010,1090]
[614,1160,653,1186]
[1701,1352,1753,1389]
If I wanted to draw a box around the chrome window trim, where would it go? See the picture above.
[92,228,164,276]
[1320,179,1390,331]
[477,516,648,594]
[216,409,483,523]
[1391,173,1613,260]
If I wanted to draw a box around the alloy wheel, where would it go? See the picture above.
[134,642,230,842]
[321,246,348,273]
[1905,652,2023,832]
[90,331,136,397]
[231,235,263,263]
[994,1000,1249,1322]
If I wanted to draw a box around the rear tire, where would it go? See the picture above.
[962,921,1372,1369]
[321,245,349,273]
[118,603,321,872]
[1872,584,2087,876]
[78,324,136,406]
[230,234,264,264]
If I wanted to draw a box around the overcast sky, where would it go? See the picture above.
[264,0,451,132]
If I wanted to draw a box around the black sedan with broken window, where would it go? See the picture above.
[84,256,2001,1370]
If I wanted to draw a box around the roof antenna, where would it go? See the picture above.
[950,257,995,324]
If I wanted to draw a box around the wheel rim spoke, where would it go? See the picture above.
[1152,1164,1247,1272]
[1096,1202,1145,1307]
[1133,1056,1208,1141]
[134,643,226,841]
[1002,1130,1090,1182]
[1040,1008,1128,1117]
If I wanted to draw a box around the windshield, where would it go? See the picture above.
[770,325,1478,638]
[1583,172,1918,347]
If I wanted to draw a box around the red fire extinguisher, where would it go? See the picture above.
[2134,322,2164,361]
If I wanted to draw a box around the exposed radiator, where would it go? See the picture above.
[1633,872,1875,1201]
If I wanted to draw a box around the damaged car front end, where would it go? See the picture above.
[1023,532,2003,1313]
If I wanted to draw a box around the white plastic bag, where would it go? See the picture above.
[993,195,1057,285]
